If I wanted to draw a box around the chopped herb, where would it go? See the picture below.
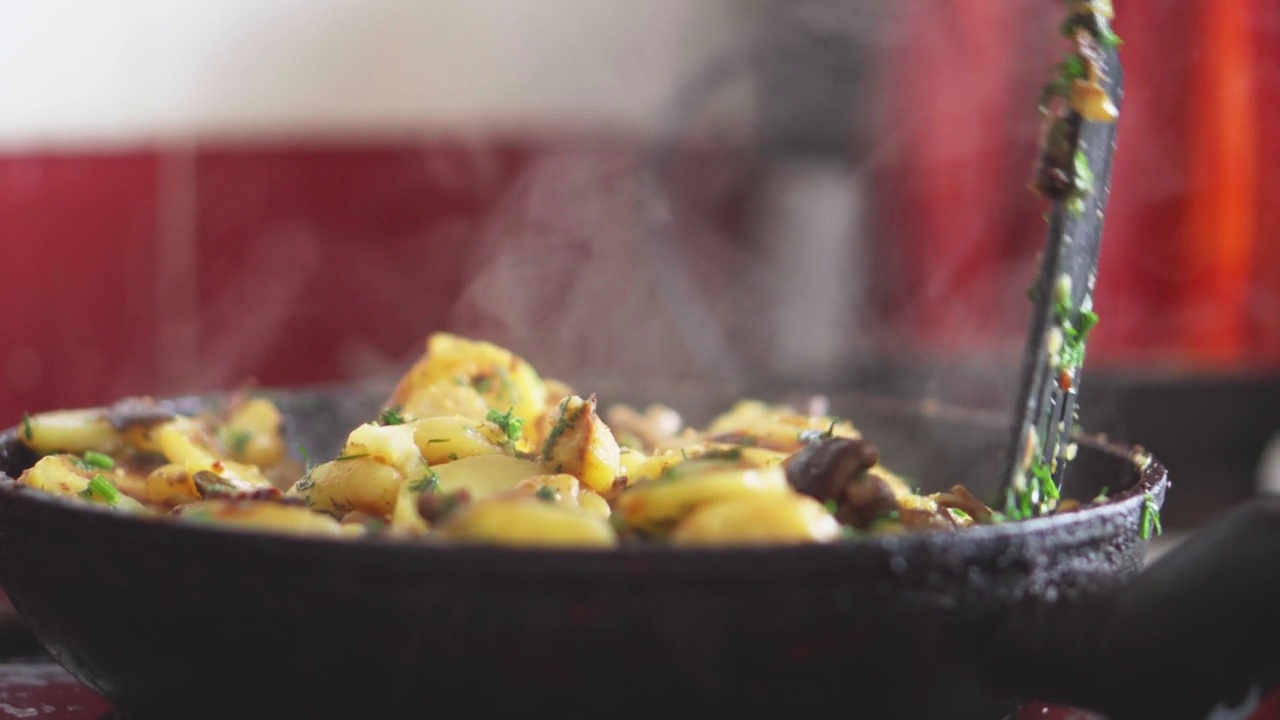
[79,474,120,505]
[540,397,583,462]
[225,429,253,456]
[409,469,440,494]
[82,450,115,470]
[473,376,494,394]
[486,407,524,443]
[21,413,33,441]
[535,486,557,502]
[335,452,369,461]
[1093,486,1110,503]
[1140,493,1162,539]
[377,407,405,426]
[949,508,972,522]
[424,438,450,445]
[448,452,458,461]
[839,525,858,540]
[295,445,316,492]
[823,500,838,515]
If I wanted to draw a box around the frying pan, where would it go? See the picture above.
[0,385,1273,720]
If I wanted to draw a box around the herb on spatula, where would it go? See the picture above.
[1002,0,1122,519]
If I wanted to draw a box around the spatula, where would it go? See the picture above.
[1000,14,1124,519]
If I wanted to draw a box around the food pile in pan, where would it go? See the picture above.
[13,333,1026,547]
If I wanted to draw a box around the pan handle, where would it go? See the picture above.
[989,496,1280,720]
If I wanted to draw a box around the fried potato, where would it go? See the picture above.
[539,394,620,493]
[399,383,490,423]
[289,457,404,518]
[219,397,287,468]
[705,400,859,453]
[389,333,548,433]
[173,499,364,538]
[435,496,616,548]
[409,416,511,465]
[672,492,841,545]
[432,455,547,500]
[615,456,790,532]
[18,409,120,455]
[19,455,150,514]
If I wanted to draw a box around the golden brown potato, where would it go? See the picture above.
[672,492,841,545]
[432,455,547,500]
[219,397,287,467]
[19,455,151,514]
[18,409,121,455]
[399,383,490,423]
[410,416,511,465]
[434,496,616,548]
[341,422,429,480]
[388,333,548,434]
[539,394,620,493]
[172,499,364,538]
[705,400,859,453]
[513,473,611,518]
[289,456,404,518]
[615,455,790,532]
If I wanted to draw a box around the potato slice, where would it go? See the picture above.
[389,333,548,432]
[399,383,490,423]
[19,409,120,455]
[539,394,620,493]
[172,500,364,538]
[219,397,287,467]
[410,416,510,465]
[19,455,150,514]
[435,497,616,548]
[289,457,404,518]
[628,444,786,484]
[705,400,859,453]
[432,455,547,500]
[616,456,790,532]
[154,419,272,489]
[342,422,428,480]
[671,492,841,545]
[513,473,610,518]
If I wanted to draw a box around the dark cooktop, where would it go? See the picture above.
[0,652,1271,720]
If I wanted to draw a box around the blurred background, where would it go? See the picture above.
[1,0,1278,531]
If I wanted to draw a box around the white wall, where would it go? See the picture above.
[0,0,753,148]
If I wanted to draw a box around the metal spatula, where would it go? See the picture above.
[1001,20,1124,519]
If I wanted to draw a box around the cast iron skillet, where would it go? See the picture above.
[0,386,1272,720]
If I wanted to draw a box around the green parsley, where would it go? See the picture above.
[79,474,120,505]
[1093,486,1109,503]
[535,486,557,502]
[424,438,450,445]
[409,469,440,494]
[486,407,524,443]
[823,499,838,515]
[82,450,115,470]
[1139,493,1162,539]
[295,445,316,492]
[377,407,405,426]
[335,452,369,461]
[540,398,585,461]
[225,429,253,456]
[21,413,33,441]
[448,453,458,461]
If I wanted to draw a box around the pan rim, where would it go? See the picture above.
[0,389,1168,562]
